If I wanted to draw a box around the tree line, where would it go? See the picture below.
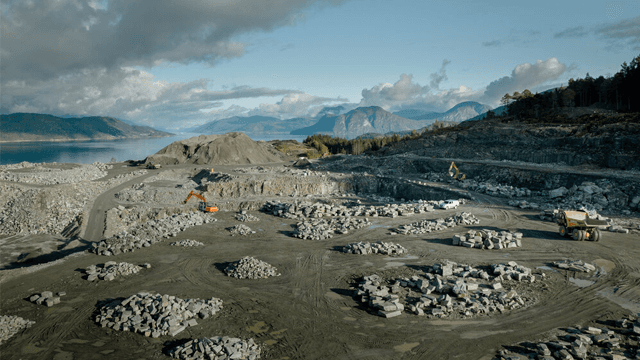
[498,53,640,117]
[302,120,455,157]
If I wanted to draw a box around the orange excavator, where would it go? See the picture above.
[184,190,218,213]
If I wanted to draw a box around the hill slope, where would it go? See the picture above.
[291,106,429,139]
[0,113,172,142]
[146,132,287,165]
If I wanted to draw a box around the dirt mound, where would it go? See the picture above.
[145,132,287,165]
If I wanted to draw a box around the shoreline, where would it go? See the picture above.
[0,134,174,144]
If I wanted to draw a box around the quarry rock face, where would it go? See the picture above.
[145,132,286,165]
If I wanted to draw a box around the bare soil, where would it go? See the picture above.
[1,161,639,360]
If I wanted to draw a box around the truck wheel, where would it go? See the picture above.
[572,230,582,241]
[579,230,586,241]
[594,229,601,242]
[559,226,568,237]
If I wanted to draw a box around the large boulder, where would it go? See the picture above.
[549,187,568,199]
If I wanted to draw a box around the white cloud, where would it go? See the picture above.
[1,67,302,129]
[248,93,348,119]
[481,58,567,103]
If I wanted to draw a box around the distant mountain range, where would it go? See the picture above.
[190,115,316,135]
[0,113,173,142]
[392,101,492,122]
[290,106,432,139]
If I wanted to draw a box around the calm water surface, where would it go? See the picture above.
[0,133,308,165]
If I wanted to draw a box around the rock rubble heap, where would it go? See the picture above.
[95,292,223,338]
[263,200,437,220]
[168,336,261,360]
[496,315,640,360]
[0,315,35,345]
[226,224,256,236]
[391,212,480,235]
[29,291,66,307]
[461,180,533,198]
[355,261,542,319]
[451,229,523,250]
[235,211,260,222]
[85,262,150,281]
[342,241,406,255]
[224,256,280,279]
[552,259,597,273]
[90,212,214,256]
[293,217,371,240]
[0,162,110,185]
[0,169,148,236]
[171,239,204,247]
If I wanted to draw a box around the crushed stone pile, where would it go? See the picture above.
[29,291,66,307]
[342,241,406,255]
[168,336,261,360]
[85,261,150,281]
[391,212,480,235]
[171,239,204,247]
[0,315,35,345]
[552,259,597,273]
[226,224,256,236]
[355,260,542,319]
[460,179,533,198]
[293,217,371,240]
[224,256,280,279]
[0,162,111,185]
[496,315,640,360]
[235,211,260,222]
[95,292,223,338]
[0,169,148,236]
[451,229,523,250]
[262,200,438,220]
[146,132,285,165]
[90,212,214,256]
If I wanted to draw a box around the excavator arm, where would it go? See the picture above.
[184,190,207,204]
[447,162,466,181]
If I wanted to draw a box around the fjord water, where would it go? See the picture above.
[0,133,308,165]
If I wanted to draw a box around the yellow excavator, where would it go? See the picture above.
[448,162,466,181]
[184,190,218,213]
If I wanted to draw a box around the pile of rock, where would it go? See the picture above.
[235,211,260,222]
[356,275,405,318]
[85,262,150,281]
[171,239,204,247]
[90,212,214,256]
[462,181,532,198]
[224,257,280,279]
[355,260,542,319]
[496,315,640,360]
[29,291,66,307]
[293,217,371,240]
[168,336,261,360]
[95,292,223,338]
[391,212,480,235]
[451,229,523,250]
[262,200,437,220]
[0,169,151,236]
[342,241,406,255]
[547,180,637,214]
[226,224,256,236]
[0,163,109,185]
[552,259,597,273]
[0,315,36,344]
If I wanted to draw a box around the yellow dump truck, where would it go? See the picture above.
[556,210,607,241]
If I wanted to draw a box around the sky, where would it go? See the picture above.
[1,0,639,130]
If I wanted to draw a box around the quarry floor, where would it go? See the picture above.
[1,162,640,360]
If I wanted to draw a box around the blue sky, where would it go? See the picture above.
[2,0,639,130]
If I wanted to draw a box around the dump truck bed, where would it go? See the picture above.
[584,218,609,226]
